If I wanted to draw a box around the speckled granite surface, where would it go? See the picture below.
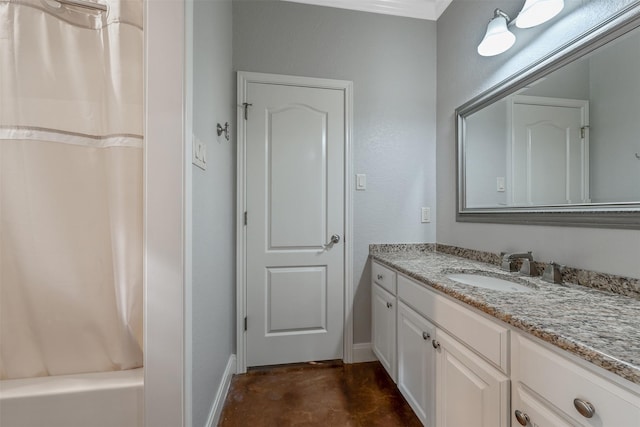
[434,244,640,299]
[369,243,435,254]
[370,249,640,386]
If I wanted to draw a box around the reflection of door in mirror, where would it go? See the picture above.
[511,96,590,206]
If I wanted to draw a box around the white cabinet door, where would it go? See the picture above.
[372,283,396,381]
[435,329,510,427]
[512,383,579,427]
[397,301,436,427]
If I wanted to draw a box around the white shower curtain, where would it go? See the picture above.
[0,0,143,379]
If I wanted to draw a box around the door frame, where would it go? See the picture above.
[235,71,354,374]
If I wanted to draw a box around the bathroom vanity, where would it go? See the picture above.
[371,247,640,427]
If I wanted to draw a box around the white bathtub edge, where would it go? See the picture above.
[0,368,144,427]
[0,368,144,400]
[205,354,236,427]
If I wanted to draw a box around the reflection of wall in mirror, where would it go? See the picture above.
[523,31,640,203]
[589,31,640,203]
[465,100,510,208]
[465,29,640,208]
[465,61,592,209]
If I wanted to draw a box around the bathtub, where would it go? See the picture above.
[0,368,143,427]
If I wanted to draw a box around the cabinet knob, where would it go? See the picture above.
[386,302,393,309]
[377,274,383,280]
[432,339,440,349]
[514,410,530,426]
[573,398,595,419]
[422,332,430,340]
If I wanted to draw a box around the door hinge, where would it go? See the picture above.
[581,125,590,138]
[244,316,247,331]
[242,102,253,120]
[244,211,247,225]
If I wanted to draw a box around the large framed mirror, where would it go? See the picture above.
[456,3,640,229]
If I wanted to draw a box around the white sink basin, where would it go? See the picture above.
[446,273,535,292]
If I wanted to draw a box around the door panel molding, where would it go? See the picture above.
[236,71,354,373]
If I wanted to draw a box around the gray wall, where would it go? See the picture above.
[437,0,640,279]
[233,1,437,344]
[464,99,509,207]
[589,31,640,202]
[521,58,591,99]
[191,0,236,425]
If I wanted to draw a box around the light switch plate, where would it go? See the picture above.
[356,174,366,190]
[193,136,206,170]
[497,177,505,192]
[421,207,431,223]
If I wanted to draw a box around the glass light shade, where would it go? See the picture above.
[515,0,565,29]
[477,16,516,57]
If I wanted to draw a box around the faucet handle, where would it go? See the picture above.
[519,258,532,276]
[542,261,564,284]
[548,261,566,270]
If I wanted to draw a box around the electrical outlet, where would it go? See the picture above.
[192,136,206,170]
[421,207,431,223]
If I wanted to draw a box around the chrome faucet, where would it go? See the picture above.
[542,261,564,284]
[500,251,533,274]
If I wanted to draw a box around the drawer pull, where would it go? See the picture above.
[573,398,595,419]
[377,274,383,280]
[422,332,430,340]
[432,340,440,350]
[386,302,393,309]
[514,410,530,426]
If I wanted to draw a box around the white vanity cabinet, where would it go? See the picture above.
[371,261,397,381]
[511,333,640,427]
[397,301,436,426]
[395,273,510,427]
[371,259,640,427]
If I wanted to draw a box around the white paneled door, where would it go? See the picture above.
[244,80,345,367]
[511,96,590,206]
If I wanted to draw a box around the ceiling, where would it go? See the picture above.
[281,0,453,21]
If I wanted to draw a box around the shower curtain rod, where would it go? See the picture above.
[55,0,107,12]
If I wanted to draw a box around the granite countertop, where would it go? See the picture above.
[370,250,640,386]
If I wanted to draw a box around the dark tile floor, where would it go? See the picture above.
[218,360,422,427]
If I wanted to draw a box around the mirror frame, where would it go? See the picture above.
[456,2,640,229]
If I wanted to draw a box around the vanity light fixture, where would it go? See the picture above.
[477,9,516,57]
[515,0,564,29]
[477,0,565,57]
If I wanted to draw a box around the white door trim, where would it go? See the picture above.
[236,71,354,373]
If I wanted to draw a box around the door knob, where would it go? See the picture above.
[514,410,530,426]
[324,234,340,248]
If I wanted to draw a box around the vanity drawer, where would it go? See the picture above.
[512,333,640,427]
[397,274,509,373]
[372,261,396,295]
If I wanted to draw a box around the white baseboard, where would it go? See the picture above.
[206,354,237,427]
[352,343,378,363]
